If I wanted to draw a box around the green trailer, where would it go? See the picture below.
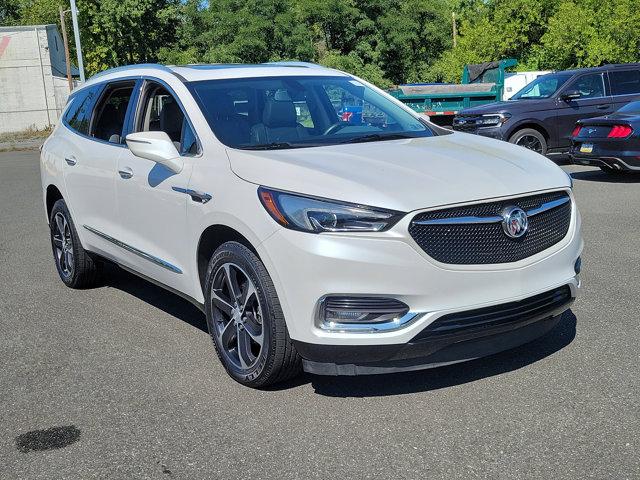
[388,58,517,125]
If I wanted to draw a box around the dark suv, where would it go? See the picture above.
[452,64,640,157]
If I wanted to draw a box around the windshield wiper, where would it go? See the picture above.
[338,133,416,144]
[241,142,296,150]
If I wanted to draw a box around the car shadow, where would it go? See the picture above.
[102,263,209,333]
[571,170,640,183]
[274,310,577,397]
[99,263,576,397]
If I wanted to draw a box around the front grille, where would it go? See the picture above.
[452,115,480,133]
[409,191,571,264]
[412,285,572,341]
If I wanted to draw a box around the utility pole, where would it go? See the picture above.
[452,12,457,48]
[59,6,73,91]
[69,0,85,82]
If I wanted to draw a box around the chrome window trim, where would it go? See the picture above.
[412,195,570,226]
[83,225,182,274]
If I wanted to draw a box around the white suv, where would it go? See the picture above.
[40,63,583,387]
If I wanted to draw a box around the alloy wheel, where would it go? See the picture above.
[515,134,543,153]
[52,212,74,278]
[210,263,264,371]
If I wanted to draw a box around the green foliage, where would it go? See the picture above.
[2,0,640,85]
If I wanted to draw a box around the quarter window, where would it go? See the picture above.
[137,82,199,156]
[64,87,100,135]
[564,73,605,99]
[90,82,136,143]
[609,70,640,96]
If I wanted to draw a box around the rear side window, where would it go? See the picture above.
[90,82,136,143]
[64,87,100,135]
[609,70,640,96]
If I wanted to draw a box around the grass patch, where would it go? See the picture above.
[0,126,53,143]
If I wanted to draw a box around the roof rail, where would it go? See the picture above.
[88,63,174,81]
[264,61,325,68]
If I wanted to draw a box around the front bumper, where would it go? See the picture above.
[296,285,574,375]
[452,122,506,140]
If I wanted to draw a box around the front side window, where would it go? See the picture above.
[90,82,135,143]
[136,82,199,156]
[511,73,573,100]
[188,75,434,150]
[609,70,640,96]
[564,73,605,99]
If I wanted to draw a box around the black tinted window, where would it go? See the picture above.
[64,87,100,135]
[609,70,640,96]
[565,73,605,99]
[91,82,135,143]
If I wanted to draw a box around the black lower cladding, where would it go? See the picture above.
[295,285,573,372]
[409,191,572,265]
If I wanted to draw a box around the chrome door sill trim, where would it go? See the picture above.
[83,225,183,274]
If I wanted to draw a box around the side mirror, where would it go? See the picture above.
[561,90,581,101]
[125,131,183,174]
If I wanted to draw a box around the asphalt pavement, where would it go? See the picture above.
[0,150,638,479]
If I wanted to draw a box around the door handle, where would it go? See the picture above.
[65,157,77,166]
[118,167,134,179]
[172,186,212,204]
[596,104,612,110]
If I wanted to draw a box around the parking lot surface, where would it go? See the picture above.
[0,151,638,479]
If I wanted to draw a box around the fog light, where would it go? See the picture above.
[322,297,409,324]
[574,257,582,275]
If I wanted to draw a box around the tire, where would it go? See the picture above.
[49,199,101,288]
[509,128,548,155]
[204,241,302,387]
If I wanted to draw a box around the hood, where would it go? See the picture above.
[459,101,512,115]
[227,132,571,212]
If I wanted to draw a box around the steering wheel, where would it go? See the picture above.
[323,122,349,135]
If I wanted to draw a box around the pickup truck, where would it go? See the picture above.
[388,59,518,126]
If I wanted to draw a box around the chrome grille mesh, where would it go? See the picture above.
[409,191,572,265]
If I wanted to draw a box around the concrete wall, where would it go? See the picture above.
[0,25,76,135]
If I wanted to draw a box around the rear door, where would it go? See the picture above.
[115,79,200,293]
[607,68,640,110]
[554,72,611,148]
[61,80,137,257]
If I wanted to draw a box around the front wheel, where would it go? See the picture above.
[509,128,547,155]
[204,241,301,388]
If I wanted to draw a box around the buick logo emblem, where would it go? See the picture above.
[501,206,528,239]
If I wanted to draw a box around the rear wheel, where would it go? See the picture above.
[49,199,100,288]
[204,241,301,388]
[509,128,547,155]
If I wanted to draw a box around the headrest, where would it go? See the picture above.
[263,98,297,128]
[160,100,183,135]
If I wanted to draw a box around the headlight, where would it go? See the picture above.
[258,187,404,233]
[477,113,511,126]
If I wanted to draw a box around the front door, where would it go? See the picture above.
[115,80,201,294]
[554,72,611,148]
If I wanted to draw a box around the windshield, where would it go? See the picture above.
[187,75,434,149]
[510,73,573,100]
[617,101,640,114]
